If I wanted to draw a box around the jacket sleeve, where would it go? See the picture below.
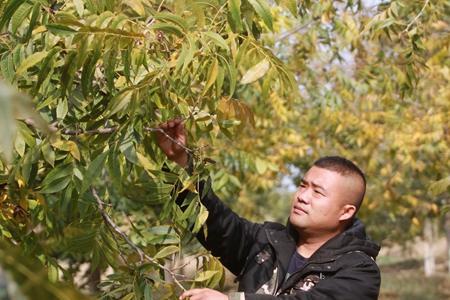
[240,255,380,300]
[183,178,264,276]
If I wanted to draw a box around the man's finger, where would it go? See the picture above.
[179,288,204,300]
[159,122,168,130]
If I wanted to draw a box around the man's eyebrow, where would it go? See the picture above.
[300,179,326,191]
[311,181,327,192]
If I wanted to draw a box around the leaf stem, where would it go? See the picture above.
[91,188,187,292]
[403,0,430,33]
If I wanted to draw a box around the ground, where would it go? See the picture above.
[379,256,450,299]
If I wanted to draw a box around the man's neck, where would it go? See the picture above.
[296,230,341,258]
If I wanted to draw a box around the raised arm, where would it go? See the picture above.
[155,119,263,275]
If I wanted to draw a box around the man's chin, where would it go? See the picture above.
[289,215,308,229]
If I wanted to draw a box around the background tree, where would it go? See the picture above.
[0,0,449,299]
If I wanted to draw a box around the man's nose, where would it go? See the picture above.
[296,190,309,204]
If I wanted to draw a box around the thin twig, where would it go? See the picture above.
[275,21,314,43]
[91,188,186,292]
[144,127,195,154]
[157,0,166,12]
[62,127,118,135]
[403,0,430,34]
[46,123,195,155]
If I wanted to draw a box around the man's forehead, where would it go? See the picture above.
[304,166,363,189]
[304,166,347,185]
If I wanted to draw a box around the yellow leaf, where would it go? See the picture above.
[69,142,81,161]
[136,152,156,172]
[16,51,48,76]
[52,140,80,160]
[217,97,255,129]
[126,0,145,16]
[194,270,219,282]
[240,59,270,84]
[203,58,219,95]
[154,245,179,259]
[17,178,25,188]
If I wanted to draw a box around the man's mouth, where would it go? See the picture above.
[293,206,308,215]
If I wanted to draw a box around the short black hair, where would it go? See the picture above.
[313,156,366,209]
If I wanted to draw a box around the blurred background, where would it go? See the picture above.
[0,0,449,299]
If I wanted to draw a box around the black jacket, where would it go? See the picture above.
[188,181,381,299]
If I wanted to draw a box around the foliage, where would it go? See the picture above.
[0,0,299,298]
[0,0,449,298]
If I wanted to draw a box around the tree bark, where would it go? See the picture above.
[423,218,437,277]
[444,213,450,274]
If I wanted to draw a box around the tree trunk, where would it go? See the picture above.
[444,213,450,274]
[86,267,101,294]
[423,218,437,277]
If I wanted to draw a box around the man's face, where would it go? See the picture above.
[289,166,356,235]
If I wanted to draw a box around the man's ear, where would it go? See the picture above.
[339,204,356,221]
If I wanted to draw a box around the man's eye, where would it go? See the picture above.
[314,190,323,195]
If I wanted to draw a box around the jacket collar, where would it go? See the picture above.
[266,218,380,267]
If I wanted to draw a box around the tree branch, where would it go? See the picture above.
[275,21,314,43]
[403,0,430,34]
[143,127,195,155]
[61,127,118,135]
[91,188,187,292]
[32,121,196,156]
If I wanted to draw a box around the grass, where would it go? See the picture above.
[379,257,450,300]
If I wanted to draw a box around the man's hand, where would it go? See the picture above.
[179,288,228,300]
[156,118,189,168]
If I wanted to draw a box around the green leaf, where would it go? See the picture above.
[144,284,153,300]
[281,0,297,16]
[154,12,188,31]
[1,54,15,82]
[194,270,219,282]
[429,176,450,196]
[80,151,108,194]
[10,2,32,34]
[150,23,183,37]
[203,31,229,51]
[15,51,48,76]
[153,245,179,259]
[0,82,17,162]
[81,48,101,98]
[248,0,273,31]
[218,55,237,96]
[0,0,27,30]
[192,204,209,234]
[34,47,61,94]
[228,0,242,32]
[24,2,41,42]
[41,177,72,194]
[46,24,77,36]
[41,163,73,188]
[14,131,25,157]
[56,99,68,120]
[41,142,55,167]
[146,226,179,245]
[240,59,270,84]
[136,152,157,171]
[107,90,133,116]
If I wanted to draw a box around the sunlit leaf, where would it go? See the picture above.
[240,59,270,84]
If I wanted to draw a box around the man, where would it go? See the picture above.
[156,119,381,300]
